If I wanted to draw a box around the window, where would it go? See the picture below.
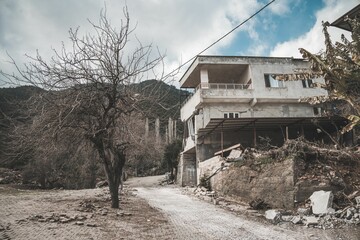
[313,107,323,116]
[264,74,284,88]
[302,79,313,88]
[224,112,240,119]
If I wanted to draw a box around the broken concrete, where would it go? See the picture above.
[309,190,333,215]
[304,216,319,227]
[265,209,281,223]
[355,196,360,207]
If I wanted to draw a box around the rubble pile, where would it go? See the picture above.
[265,190,360,229]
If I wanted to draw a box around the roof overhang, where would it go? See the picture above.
[197,117,347,138]
[331,4,360,31]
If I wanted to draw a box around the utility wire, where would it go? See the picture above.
[165,0,276,80]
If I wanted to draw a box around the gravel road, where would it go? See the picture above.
[136,186,303,240]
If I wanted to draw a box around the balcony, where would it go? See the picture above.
[181,83,254,121]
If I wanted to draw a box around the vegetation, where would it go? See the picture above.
[275,18,360,135]
[162,139,182,180]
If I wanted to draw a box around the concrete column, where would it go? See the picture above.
[200,68,209,88]
[253,122,257,147]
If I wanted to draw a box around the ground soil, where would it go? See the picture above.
[1,175,359,239]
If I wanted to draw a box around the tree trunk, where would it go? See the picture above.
[91,136,126,208]
[108,177,120,208]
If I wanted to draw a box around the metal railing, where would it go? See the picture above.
[206,83,252,90]
[181,82,252,106]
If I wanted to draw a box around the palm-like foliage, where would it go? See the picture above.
[275,18,360,133]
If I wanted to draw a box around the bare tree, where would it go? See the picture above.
[1,8,172,208]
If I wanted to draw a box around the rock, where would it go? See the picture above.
[346,208,355,220]
[227,149,243,159]
[291,216,302,224]
[117,211,132,217]
[297,208,310,216]
[60,219,70,224]
[86,223,97,227]
[96,180,108,188]
[355,196,360,207]
[75,221,84,225]
[77,215,87,221]
[100,209,108,216]
[304,216,318,226]
[309,191,333,215]
[213,199,219,205]
[265,209,281,223]
[327,208,335,215]
[281,215,294,222]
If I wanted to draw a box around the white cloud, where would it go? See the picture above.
[270,0,358,58]
[0,0,272,85]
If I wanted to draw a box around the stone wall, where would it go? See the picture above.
[211,158,295,209]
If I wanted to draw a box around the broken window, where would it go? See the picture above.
[264,74,284,88]
[302,79,314,88]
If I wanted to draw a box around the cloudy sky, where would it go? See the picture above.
[0,0,358,86]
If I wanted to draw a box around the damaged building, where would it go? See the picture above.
[177,55,352,187]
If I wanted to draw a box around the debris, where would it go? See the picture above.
[117,211,132,217]
[75,221,84,225]
[309,190,333,215]
[86,223,97,227]
[227,149,243,160]
[304,216,319,226]
[347,190,359,200]
[355,196,360,207]
[297,208,310,216]
[265,209,281,223]
[249,198,269,210]
[291,216,302,224]
[281,215,294,222]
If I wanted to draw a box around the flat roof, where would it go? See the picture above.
[179,55,305,86]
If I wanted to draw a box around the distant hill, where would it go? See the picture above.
[0,81,189,167]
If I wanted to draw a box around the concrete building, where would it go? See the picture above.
[177,55,345,186]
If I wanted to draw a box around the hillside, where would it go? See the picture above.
[0,81,188,168]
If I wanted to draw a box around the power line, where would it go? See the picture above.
[165,0,276,79]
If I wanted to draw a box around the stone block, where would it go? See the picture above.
[304,216,318,226]
[265,209,281,223]
[291,216,302,224]
[309,190,333,215]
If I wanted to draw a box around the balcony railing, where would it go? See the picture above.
[206,83,252,90]
[181,82,252,106]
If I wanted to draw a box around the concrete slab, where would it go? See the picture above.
[309,190,333,215]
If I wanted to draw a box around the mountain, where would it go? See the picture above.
[0,81,189,167]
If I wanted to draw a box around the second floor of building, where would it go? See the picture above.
[180,55,328,121]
